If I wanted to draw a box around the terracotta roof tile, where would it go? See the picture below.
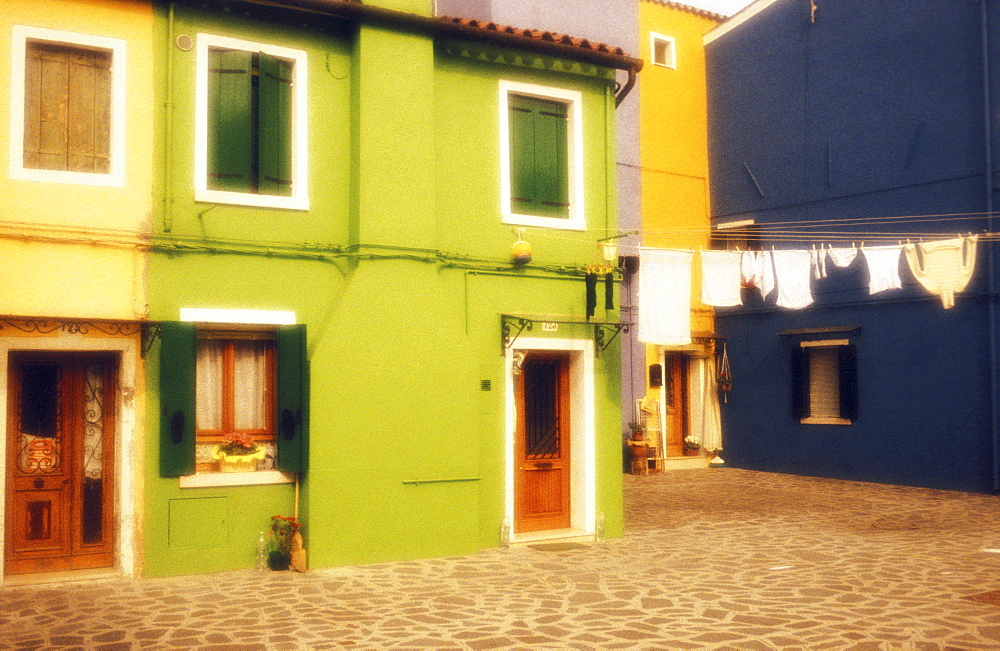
[440,17,630,57]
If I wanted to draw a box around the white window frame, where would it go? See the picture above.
[8,25,126,187]
[650,32,677,69]
[194,33,309,210]
[499,80,585,231]
[178,307,297,487]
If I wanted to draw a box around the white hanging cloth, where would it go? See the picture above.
[826,244,858,268]
[700,249,743,307]
[638,248,692,346]
[903,235,978,309]
[861,244,903,294]
[772,249,814,308]
[811,245,828,279]
[687,355,723,454]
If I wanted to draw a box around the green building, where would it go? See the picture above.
[145,0,641,576]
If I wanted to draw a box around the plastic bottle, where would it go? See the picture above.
[256,531,268,570]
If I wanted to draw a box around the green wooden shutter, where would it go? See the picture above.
[276,324,307,472]
[533,98,569,217]
[257,53,293,197]
[509,95,536,211]
[159,321,197,477]
[508,94,569,218]
[207,48,252,192]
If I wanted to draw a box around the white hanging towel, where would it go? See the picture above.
[759,251,776,298]
[638,248,692,346]
[861,244,903,294]
[826,244,858,268]
[772,249,814,308]
[903,235,978,309]
[700,249,743,306]
[742,250,776,298]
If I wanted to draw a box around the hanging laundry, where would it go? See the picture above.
[810,245,828,279]
[772,249,814,308]
[826,244,858,268]
[903,235,978,309]
[585,273,597,318]
[759,250,776,299]
[638,248,692,346]
[861,244,903,294]
[604,272,615,310]
[741,250,776,299]
[700,249,743,307]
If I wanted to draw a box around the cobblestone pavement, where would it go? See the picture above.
[1,468,999,649]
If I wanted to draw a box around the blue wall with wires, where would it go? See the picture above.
[706,0,1000,493]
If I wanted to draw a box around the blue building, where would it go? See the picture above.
[704,0,1000,493]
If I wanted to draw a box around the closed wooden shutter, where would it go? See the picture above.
[23,41,111,173]
[275,324,307,473]
[257,53,293,196]
[508,94,569,218]
[207,48,253,192]
[159,322,197,477]
[808,347,841,418]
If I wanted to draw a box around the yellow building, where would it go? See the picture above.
[0,0,152,579]
[633,0,723,469]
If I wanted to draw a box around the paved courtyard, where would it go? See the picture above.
[1,468,999,649]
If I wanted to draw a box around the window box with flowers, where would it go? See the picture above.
[213,432,267,472]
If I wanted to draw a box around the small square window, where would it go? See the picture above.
[712,220,761,251]
[650,33,676,69]
[793,340,858,425]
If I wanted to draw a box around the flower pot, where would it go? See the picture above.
[268,551,291,571]
[212,445,266,472]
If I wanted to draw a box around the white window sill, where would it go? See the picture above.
[179,470,296,488]
[800,417,852,426]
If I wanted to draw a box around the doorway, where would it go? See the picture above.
[5,352,117,575]
[662,353,692,457]
[514,351,571,533]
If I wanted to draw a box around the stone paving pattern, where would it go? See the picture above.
[1,468,999,649]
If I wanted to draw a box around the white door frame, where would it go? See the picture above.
[504,336,595,540]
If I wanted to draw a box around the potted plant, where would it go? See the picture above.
[268,514,299,571]
[627,421,645,442]
[212,432,266,472]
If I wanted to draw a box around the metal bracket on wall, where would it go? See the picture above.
[500,313,631,357]
[141,322,163,358]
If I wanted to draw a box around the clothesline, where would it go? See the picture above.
[635,235,979,346]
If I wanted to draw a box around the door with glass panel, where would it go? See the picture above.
[5,353,116,575]
[515,352,571,533]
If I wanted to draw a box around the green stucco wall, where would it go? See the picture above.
[146,1,621,577]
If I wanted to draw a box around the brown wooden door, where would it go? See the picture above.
[515,352,571,533]
[664,354,690,457]
[5,353,116,575]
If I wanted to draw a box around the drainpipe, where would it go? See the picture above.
[203,0,643,104]
[164,3,176,233]
[980,0,999,492]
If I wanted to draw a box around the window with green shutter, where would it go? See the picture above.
[159,321,307,477]
[508,94,570,219]
[207,47,292,196]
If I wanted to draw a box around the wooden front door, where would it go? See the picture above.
[515,352,571,533]
[5,353,116,575]
[663,354,690,457]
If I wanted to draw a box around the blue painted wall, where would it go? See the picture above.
[706,0,1000,493]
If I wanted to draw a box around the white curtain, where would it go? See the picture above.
[233,340,268,430]
[688,356,723,454]
[197,340,224,430]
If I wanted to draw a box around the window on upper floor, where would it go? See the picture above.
[712,219,761,250]
[9,25,126,186]
[195,34,308,210]
[500,80,584,231]
[650,33,676,69]
[792,339,858,425]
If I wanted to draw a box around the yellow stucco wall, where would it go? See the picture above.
[638,0,720,344]
[0,0,153,320]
